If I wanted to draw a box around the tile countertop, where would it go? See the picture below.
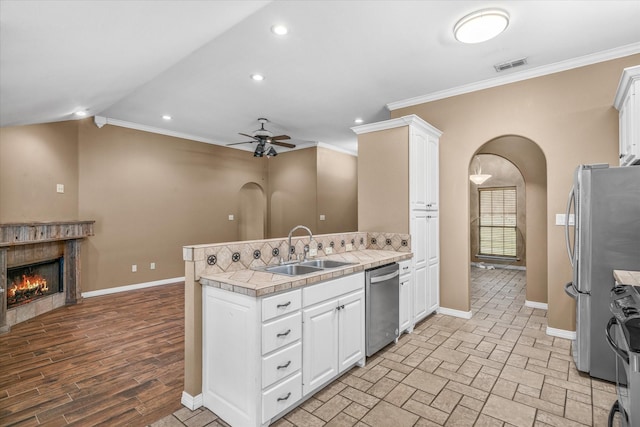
[614,270,640,287]
[199,249,412,297]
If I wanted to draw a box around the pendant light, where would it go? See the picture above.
[469,155,491,185]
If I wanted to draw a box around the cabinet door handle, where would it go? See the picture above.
[336,305,341,311]
[277,361,291,369]
[277,329,291,338]
[276,301,291,308]
[277,392,291,402]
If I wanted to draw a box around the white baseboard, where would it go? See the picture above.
[525,300,548,310]
[81,277,185,298]
[546,326,576,340]
[438,307,473,319]
[181,391,203,410]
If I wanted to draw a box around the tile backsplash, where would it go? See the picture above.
[183,231,410,278]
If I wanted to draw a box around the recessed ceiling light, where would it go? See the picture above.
[162,115,172,121]
[354,118,364,124]
[454,9,509,44]
[74,110,87,117]
[251,73,265,81]
[271,25,288,36]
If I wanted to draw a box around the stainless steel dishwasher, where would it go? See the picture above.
[365,263,400,357]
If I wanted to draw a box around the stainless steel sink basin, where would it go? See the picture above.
[265,264,323,276]
[300,260,356,269]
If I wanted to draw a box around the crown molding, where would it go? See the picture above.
[613,65,640,109]
[351,114,442,137]
[316,142,357,156]
[387,42,640,111]
[93,116,237,148]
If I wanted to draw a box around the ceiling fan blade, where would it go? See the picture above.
[238,132,258,140]
[272,141,296,149]
[271,135,291,141]
[226,141,254,146]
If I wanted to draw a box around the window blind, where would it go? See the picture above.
[479,187,517,257]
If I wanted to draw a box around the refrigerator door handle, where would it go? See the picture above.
[565,186,576,267]
[564,282,578,300]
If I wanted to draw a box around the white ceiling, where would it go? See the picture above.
[1,0,639,154]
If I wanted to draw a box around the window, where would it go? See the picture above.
[478,187,517,257]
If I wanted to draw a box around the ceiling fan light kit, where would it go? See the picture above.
[229,118,295,157]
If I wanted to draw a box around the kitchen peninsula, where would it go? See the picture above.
[182,230,412,427]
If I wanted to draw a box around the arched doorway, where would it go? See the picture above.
[238,182,266,241]
[469,136,548,306]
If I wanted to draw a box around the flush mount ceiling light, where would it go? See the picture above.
[250,73,264,81]
[74,110,87,117]
[354,118,364,124]
[454,9,509,44]
[162,115,172,121]
[271,24,288,36]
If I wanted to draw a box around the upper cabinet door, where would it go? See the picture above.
[426,135,439,210]
[410,127,428,210]
[614,66,640,166]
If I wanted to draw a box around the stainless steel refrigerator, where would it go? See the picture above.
[564,164,640,382]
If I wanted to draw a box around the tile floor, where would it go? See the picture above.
[150,267,618,427]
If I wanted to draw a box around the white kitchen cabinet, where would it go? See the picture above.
[614,65,640,166]
[202,272,365,427]
[399,260,413,333]
[302,273,365,396]
[410,210,439,324]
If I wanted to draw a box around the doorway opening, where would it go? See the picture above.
[469,136,548,307]
[238,182,266,241]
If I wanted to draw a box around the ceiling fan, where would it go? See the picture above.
[227,118,296,157]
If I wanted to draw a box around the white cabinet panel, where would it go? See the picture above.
[426,135,439,210]
[302,299,339,395]
[338,290,365,372]
[615,66,640,166]
[410,128,428,210]
[399,272,413,333]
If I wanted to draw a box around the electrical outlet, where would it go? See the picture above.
[325,247,333,254]
[150,262,156,270]
[56,184,64,193]
[309,248,318,257]
[346,244,353,251]
[132,264,137,272]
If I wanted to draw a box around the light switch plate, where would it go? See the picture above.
[346,244,353,251]
[555,214,566,225]
[228,214,234,221]
[319,214,326,221]
[56,184,64,193]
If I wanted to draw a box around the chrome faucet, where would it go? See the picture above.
[287,225,313,262]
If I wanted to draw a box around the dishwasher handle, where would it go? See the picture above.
[370,270,399,283]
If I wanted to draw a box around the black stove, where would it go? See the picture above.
[608,284,640,427]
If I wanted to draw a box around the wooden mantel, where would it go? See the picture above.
[0,220,95,247]
[0,220,95,334]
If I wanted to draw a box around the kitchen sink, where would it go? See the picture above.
[264,264,323,276]
[300,260,356,269]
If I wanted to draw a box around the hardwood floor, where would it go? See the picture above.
[0,283,185,426]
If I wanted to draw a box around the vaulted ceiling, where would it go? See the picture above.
[1,1,639,153]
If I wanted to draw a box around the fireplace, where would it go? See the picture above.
[1,220,95,333]
[7,258,63,309]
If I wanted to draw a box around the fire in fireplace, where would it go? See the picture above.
[7,258,63,309]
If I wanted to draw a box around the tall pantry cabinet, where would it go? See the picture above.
[354,114,441,328]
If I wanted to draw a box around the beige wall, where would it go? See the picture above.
[357,126,410,234]
[267,147,318,238]
[0,121,80,222]
[316,146,358,235]
[393,54,640,330]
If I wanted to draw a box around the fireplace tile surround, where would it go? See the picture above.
[0,221,94,333]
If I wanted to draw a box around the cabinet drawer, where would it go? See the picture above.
[303,272,363,307]
[262,312,302,354]
[399,260,412,278]
[262,289,301,322]
[262,372,302,423]
[262,342,301,389]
